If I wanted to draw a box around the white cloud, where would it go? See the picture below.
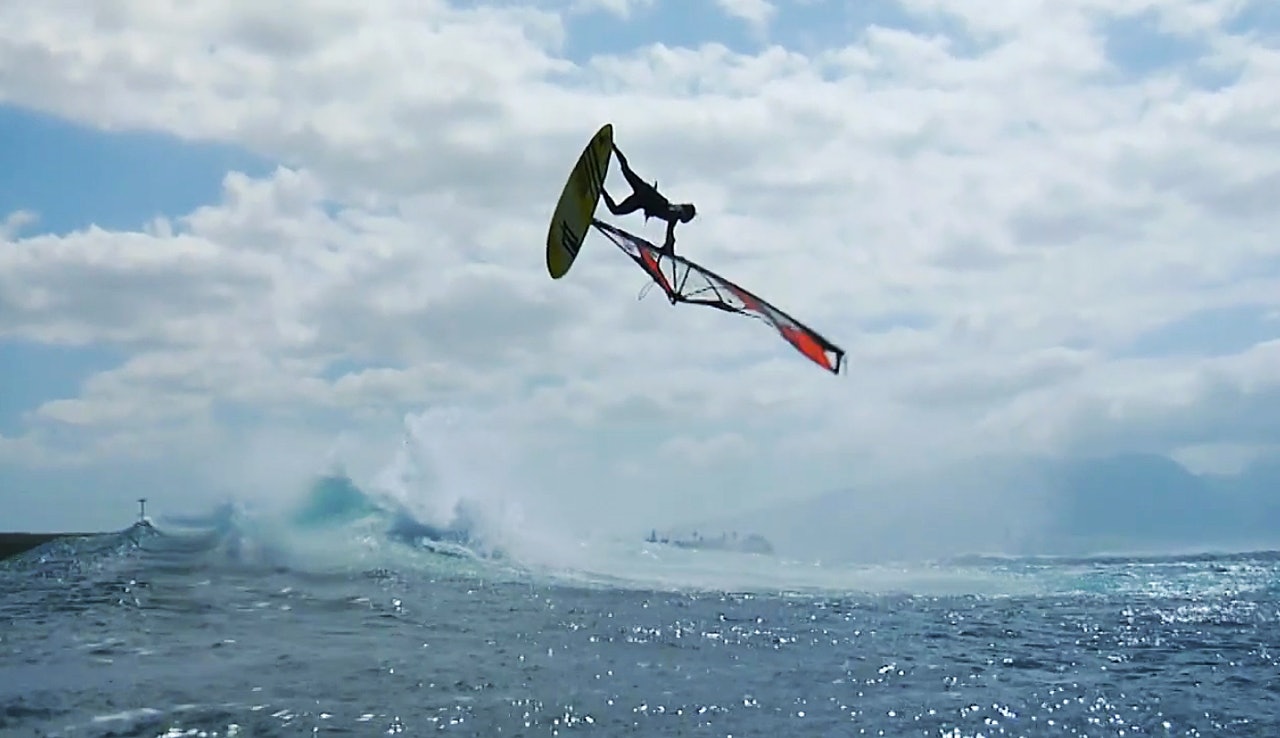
[567,0,655,18]
[1,0,1279,539]
[1170,441,1277,475]
[1,209,38,239]
[714,0,778,34]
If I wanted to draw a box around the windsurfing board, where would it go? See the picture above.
[546,123,613,279]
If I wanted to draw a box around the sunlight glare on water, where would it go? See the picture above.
[2,521,1278,737]
[3,412,1278,736]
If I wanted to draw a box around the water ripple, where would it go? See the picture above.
[2,536,1279,736]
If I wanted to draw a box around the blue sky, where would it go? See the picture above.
[0,106,270,236]
[2,0,1279,548]
[0,106,270,437]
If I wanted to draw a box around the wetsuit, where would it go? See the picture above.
[601,144,696,253]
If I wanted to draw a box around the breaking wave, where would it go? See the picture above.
[11,406,1277,603]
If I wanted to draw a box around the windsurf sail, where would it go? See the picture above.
[591,219,846,374]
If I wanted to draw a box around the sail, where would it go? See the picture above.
[591,219,845,374]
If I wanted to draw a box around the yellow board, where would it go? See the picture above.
[546,123,614,279]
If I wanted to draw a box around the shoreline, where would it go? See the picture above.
[0,532,98,561]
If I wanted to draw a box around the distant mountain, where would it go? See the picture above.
[1037,452,1264,553]
[675,452,1280,563]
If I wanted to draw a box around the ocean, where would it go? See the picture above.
[2,483,1278,738]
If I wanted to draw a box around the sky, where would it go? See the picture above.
[1,0,1279,536]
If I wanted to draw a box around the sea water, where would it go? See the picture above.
[4,407,1278,737]
[2,516,1277,737]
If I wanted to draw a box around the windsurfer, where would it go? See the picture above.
[602,143,696,254]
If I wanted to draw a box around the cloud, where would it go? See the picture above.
[1,0,1279,546]
[1,209,38,239]
[568,0,655,18]
[970,339,1280,461]
[714,0,778,33]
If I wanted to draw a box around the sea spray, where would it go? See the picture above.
[366,405,553,562]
